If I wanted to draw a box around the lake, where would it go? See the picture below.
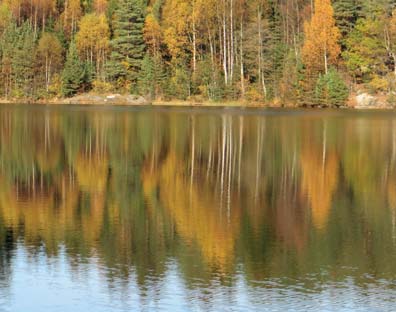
[0,105,395,311]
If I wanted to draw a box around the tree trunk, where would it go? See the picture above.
[324,45,328,75]
[223,0,228,85]
[240,19,245,98]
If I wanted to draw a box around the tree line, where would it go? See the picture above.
[0,0,396,106]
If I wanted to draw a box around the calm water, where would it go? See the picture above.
[0,105,395,311]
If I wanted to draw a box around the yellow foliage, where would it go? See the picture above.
[75,153,108,193]
[36,142,62,173]
[144,13,162,54]
[301,141,339,230]
[75,13,110,62]
[61,0,82,36]
[162,0,190,60]
[158,152,240,271]
[48,73,62,96]
[302,0,341,75]
[245,87,264,102]
[368,75,388,93]
[92,79,114,94]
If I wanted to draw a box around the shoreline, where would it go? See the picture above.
[0,94,393,110]
[0,97,266,107]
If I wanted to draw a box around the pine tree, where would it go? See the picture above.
[315,68,349,107]
[332,0,363,40]
[263,0,286,99]
[106,0,146,91]
[138,53,155,98]
[12,22,36,97]
[62,41,85,97]
[361,0,396,18]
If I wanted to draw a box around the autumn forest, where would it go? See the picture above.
[0,0,396,106]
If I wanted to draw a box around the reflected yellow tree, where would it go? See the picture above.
[301,129,339,231]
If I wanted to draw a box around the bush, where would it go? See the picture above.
[387,93,396,107]
[48,74,62,97]
[92,80,113,94]
[315,69,349,107]
[245,86,264,102]
[367,75,388,94]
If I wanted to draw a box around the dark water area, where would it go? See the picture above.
[0,105,395,311]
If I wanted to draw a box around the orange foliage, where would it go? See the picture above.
[93,0,108,14]
[301,142,339,230]
[144,13,162,55]
[0,173,79,252]
[302,0,341,75]
[158,152,240,271]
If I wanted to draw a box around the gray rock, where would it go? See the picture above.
[356,93,377,107]
[65,94,149,105]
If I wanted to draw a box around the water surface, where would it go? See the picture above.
[0,105,395,311]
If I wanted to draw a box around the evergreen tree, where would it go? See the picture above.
[166,64,191,100]
[361,0,396,18]
[138,54,155,97]
[62,41,85,97]
[12,23,36,97]
[263,0,286,99]
[2,0,396,103]
[106,0,146,91]
[315,68,349,106]
[332,0,363,41]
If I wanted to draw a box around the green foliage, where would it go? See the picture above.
[343,18,387,82]
[279,52,305,106]
[194,59,224,101]
[387,93,396,106]
[138,54,155,97]
[166,65,191,100]
[332,0,363,40]
[11,23,36,97]
[2,0,396,103]
[0,3,12,32]
[263,0,287,99]
[106,0,146,89]
[61,41,86,97]
[92,79,114,93]
[315,68,349,107]
[360,0,395,18]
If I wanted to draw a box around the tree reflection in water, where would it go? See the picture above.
[0,107,395,301]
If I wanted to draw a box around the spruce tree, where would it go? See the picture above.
[332,0,363,41]
[361,0,396,18]
[315,68,349,107]
[107,0,146,91]
[61,41,85,97]
[12,23,36,97]
[263,0,286,100]
[138,54,155,97]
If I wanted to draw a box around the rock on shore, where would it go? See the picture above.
[62,94,149,105]
[354,92,392,109]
